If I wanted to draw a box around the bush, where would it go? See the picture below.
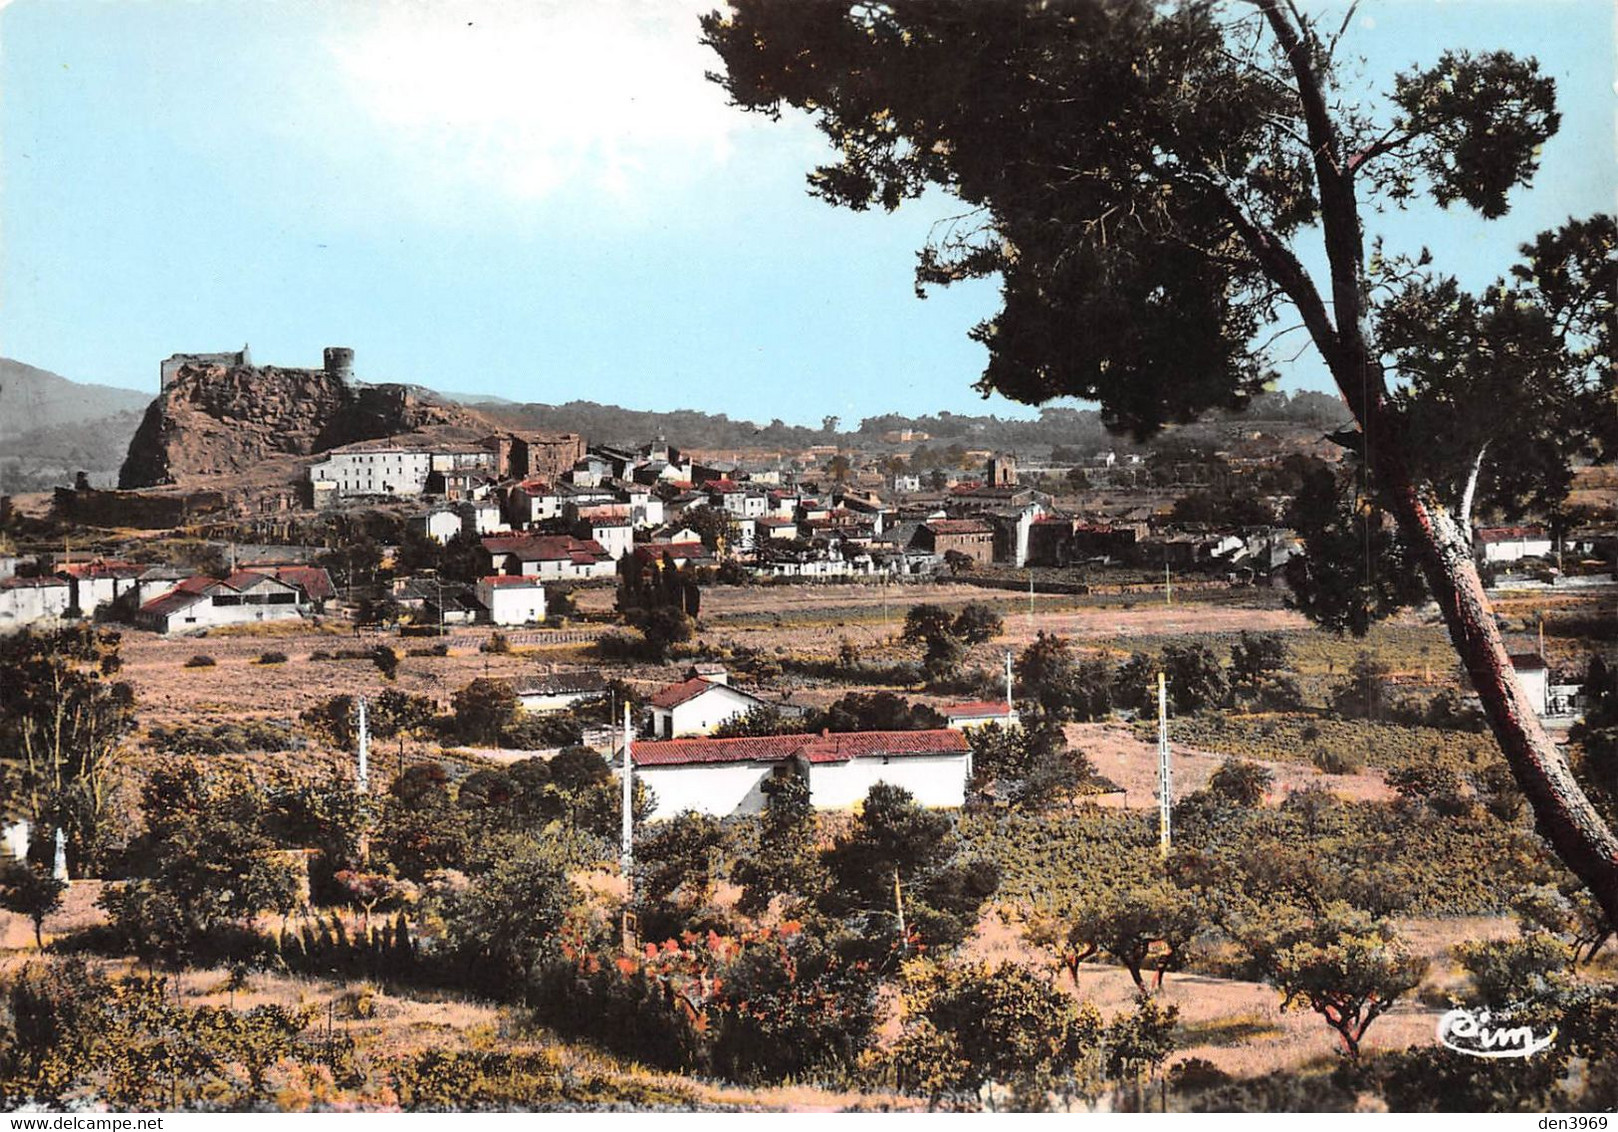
[482,632,512,655]
[257,651,289,665]
[1312,747,1364,775]
[183,654,217,668]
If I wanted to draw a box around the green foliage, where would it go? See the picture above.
[182,654,216,668]
[712,704,806,739]
[1283,465,1429,637]
[820,784,1000,959]
[1207,759,1274,808]
[890,960,1103,1099]
[634,811,730,940]
[437,837,579,989]
[452,677,518,747]
[952,602,1004,644]
[101,764,302,961]
[1035,882,1202,992]
[902,603,965,678]
[1248,902,1427,1057]
[1453,932,1573,1005]
[733,773,824,917]
[0,862,67,949]
[149,717,296,757]
[1015,632,1114,722]
[372,645,399,680]
[968,720,1096,809]
[0,625,135,873]
[812,690,944,733]
[0,960,325,1110]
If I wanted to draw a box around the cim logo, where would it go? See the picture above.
[1437,1007,1557,1059]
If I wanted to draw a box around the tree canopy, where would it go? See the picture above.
[703,0,1618,926]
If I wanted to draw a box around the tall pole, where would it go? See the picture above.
[1165,560,1172,605]
[621,701,636,953]
[621,701,634,881]
[1158,671,1172,856]
[1027,568,1035,630]
[356,695,370,794]
[1005,650,1014,714]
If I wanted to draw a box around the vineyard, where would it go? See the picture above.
[1139,713,1502,774]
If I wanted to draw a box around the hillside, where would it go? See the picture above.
[0,357,152,437]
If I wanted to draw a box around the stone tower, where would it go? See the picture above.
[323,347,355,384]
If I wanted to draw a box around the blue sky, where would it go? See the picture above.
[2,0,1612,427]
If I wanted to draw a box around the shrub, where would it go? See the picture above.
[257,651,288,665]
[183,654,217,668]
[1312,747,1364,775]
[482,632,512,655]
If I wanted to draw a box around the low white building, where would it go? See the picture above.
[476,575,547,626]
[515,670,610,714]
[1477,526,1555,564]
[0,576,74,627]
[646,675,774,739]
[136,571,309,634]
[624,729,971,821]
[940,701,1020,730]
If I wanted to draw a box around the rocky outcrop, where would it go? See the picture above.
[119,363,490,488]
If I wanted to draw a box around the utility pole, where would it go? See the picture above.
[1027,568,1035,630]
[1005,650,1014,714]
[1165,560,1172,605]
[356,695,370,794]
[621,700,636,953]
[1157,671,1172,856]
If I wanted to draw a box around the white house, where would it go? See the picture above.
[0,576,73,627]
[646,675,774,739]
[476,575,548,626]
[1508,642,1551,716]
[412,508,464,546]
[458,500,509,538]
[940,701,1021,730]
[1477,526,1555,564]
[480,534,616,580]
[136,571,309,633]
[514,670,610,714]
[309,445,434,498]
[624,729,971,821]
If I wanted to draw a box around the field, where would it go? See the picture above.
[5,575,1615,1111]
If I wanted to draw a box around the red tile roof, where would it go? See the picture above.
[263,565,336,602]
[139,588,206,616]
[941,701,1015,718]
[630,729,968,768]
[479,574,545,587]
[482,534,608,563]
[923,519,993,535]
[648,677,722,710]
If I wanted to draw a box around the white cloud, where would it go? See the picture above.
[323,0,746,204]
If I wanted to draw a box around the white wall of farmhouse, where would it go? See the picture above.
[809,754,968,810]
[637,762,775,821]
[654,685,764,738]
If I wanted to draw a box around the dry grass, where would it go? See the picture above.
[1068,720,1394,808]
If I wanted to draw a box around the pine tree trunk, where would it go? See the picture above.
[1373,424,1618,926]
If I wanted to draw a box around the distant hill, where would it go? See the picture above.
[0,359,153,492]
[0,358,152,438]
[463,389,1352,455]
